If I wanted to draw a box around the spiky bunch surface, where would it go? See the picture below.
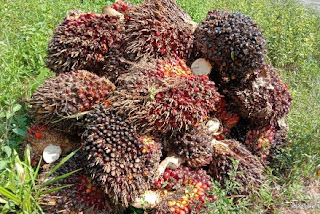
[209,140,265,195]
[122,0,193,61]
[46,11,124,80]
[171,125,214,167]
[113,70,220,136]
[193,10,267,84]
[25,124,78,166]
[229,64,292,125]
[29,70,115,134]
[42,152,123,214]
[83,105,162,206]
[245,121,288,162]
[153,167,217,214]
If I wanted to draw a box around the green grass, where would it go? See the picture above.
[0,0,319,213]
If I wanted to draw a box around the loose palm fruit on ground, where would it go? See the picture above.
[46,10,124,81]
[209,139,265,195]
[83,105,162,206]
[29,70,115,134]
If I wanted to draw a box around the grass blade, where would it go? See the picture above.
[40,184,73,196]
[45,148,79,178]
[0,186,20,205]
[41,168,82,188]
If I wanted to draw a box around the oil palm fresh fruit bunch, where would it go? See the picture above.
[46,10,124,81]
[41,152,124,214]
[153,167,217,214]
[82,105,162,206]
[228,64,292,125]
[209,139,265,195]
[192,9,267,87]
[122,0,194,62]
[112,65,221,137]
[245,119,288,163]
[29,70,115,135]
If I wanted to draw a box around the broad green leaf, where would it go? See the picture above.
[12,127,27,137]
[12,104,22,113]
[2,145,12,157]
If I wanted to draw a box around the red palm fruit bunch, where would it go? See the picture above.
[153,167,217,214]
[192,10,267,86]
[214,97,240,140]
[113,70,221,137]
[29,70,115,134]
[111,0,135,15]
[122,0,194,61]
[46,10,124,81]
[24,124,78,166]
[244,120,288,163]
[209,139,265,195]
[169,124,214,168]
[82,105,162,206]
[229,64,292,125]
[41,152,124,214]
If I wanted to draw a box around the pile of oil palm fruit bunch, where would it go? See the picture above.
[25,0,292,213]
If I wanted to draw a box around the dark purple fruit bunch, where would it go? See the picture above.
[46,11,124,81]
[193,10,267,85]
[153,167,217,214]
[83,105,162,206]
[41,152,123,214]
[122,0,194,61]
[29,70,115,134]
[113,70,221,137]
[229,64,292,125]
[170,124,214,167]
[209,139,265,195]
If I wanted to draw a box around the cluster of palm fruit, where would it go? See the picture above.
[25,0,293,213]
[153,167,217,214]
